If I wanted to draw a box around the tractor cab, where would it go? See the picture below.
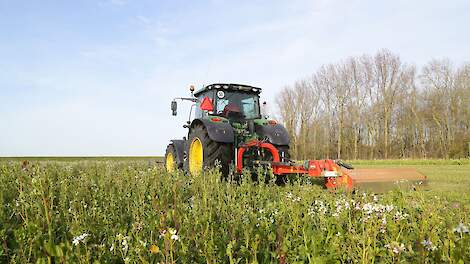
[193,84,262,121]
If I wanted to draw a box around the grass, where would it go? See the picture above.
[352,161,470,205]
[0,156,163,162]
[0,158,469,263]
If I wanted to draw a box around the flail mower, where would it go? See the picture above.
[165,83,427,190]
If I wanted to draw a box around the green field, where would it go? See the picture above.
[1,159,469,263]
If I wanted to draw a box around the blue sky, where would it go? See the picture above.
[1,0,469,156]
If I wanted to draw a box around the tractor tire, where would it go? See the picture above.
[187,124,233,177]
[165,144,179,173]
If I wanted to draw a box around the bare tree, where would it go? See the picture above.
[275,51,470,159]
[276,86,299,157]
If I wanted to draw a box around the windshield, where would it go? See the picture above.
[215,91,260,119]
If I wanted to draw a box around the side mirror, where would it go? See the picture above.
[171,100,177,116]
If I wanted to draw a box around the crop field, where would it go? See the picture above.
[0,159,469,263]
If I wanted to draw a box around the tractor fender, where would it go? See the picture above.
[191,119,234,143]
[170,139,186,167]
[255,123,290,146]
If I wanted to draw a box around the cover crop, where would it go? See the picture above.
[0,160,468,263]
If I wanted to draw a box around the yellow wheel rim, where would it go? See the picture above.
[166,152,175,172]
[189,137,203,175]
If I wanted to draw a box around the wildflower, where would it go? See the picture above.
[72,233,89,246]
[381,216,387,225]
[139,240,147,247]
[394,211,408,221]
[421,239,437,251]
[385,241,406,254]
[149,244,160,254]
[312,200,328,215]
[392,243,406,254]
[133,221,143,232]
[110,245,114,252]
[159,230,167,238]
[171,234,179,241]
[453,223,469,234]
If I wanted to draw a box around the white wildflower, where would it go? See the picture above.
[381,216,387,225]
[392,243,406,254]
[139,240,147,247]
[313,200,328,215]
[394,211,408,221]
[122,239,128,252]
[285,192,301,202]
[385,242,406,254]
[453,223,469,234]
[72,233,89,246]
[171,234,179,241]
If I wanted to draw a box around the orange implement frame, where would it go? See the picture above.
[236,140,353,189]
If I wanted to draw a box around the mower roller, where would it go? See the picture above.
[165,83,427,190]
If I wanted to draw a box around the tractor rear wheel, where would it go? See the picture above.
[165,144,178,173]
[187,125,233,177]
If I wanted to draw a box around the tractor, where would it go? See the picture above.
[165,83,427,190]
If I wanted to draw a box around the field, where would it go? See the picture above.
[1,158,469,263]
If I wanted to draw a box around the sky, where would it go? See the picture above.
[0,0,469,156]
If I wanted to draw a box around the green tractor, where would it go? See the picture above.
[165,83,427,189]
[165,83,290,180]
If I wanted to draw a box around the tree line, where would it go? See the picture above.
[275,50,470,160]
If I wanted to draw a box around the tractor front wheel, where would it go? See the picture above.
[165,144,178,173]
[187,125,232,177]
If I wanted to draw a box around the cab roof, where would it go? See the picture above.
[193,83,262,97]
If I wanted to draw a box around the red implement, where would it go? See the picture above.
[236,140,354,189]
